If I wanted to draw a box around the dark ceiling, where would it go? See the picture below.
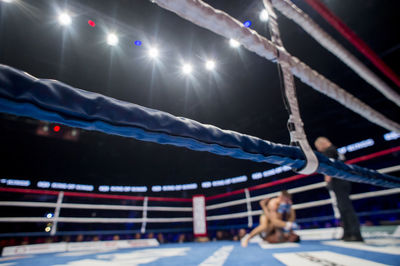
[0,0,399,194]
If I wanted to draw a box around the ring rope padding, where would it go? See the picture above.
[0,65,399,189]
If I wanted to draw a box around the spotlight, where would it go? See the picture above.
[88,20,96,27]
[107,33,119,46]
[46,213,53,219]
[53,125,60,132]
[45,226,51,232]
[134,40,142,46]
[205,60,216,71]
[148,47,159,59]
[1,0,13,3]
[229,39,240,48]
[182,63,193,75]
[58,12,72,26]
[259,9,269,22]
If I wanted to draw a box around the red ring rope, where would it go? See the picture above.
[206,146,400,201]
[304,0,400,88]
[0,146,398,202]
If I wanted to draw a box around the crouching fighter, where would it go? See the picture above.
[241,190,299,247]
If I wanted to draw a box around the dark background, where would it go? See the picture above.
[0,0,399,196]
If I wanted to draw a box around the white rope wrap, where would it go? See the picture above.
[150,0,400,133]
[244,188,253,227]
[141,197,148,233]
[50,191,63,236]
[271,0,400,107]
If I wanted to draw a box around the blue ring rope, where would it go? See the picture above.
[0,64,399,187]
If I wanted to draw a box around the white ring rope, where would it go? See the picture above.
[0,165,398,224]
[378,165,400,174]
[271,0,400,107]
[206,188,400,221]
[206,182,326,210]
[0,187,398,223]
[0,217,193,223]
[150,0,400,133]
[0,202,192,212]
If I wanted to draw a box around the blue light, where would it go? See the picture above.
[243,20,252,27]
[134,40,142,46]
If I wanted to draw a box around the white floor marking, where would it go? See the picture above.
[199,245,234,266]
[323,240,400,255]
[259,242,300,249]
[57,250,109,257]
[364,238,400,246]
[273,251,387,266]
[53,247,190,266]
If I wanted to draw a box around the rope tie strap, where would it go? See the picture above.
[141,197,148,234]
[244,188,253,228]
[263,0,319,175]
[50,191,64,236]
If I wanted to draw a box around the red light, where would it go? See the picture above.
[88,20,96,27]
[53,125,60,132]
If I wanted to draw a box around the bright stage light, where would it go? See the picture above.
[45,226,51,232]
[46,213,53,219]
[1,0,14,3]
[182,63,193,75]
[148,47,159,59]
[259,9,269,22]
[243,20,252,27]
[58,12,72,26]
[229,39,240,48]
[107,33,119,46]
[205,60,216,71]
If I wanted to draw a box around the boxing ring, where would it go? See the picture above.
[1,0,400,264]
[0,148,399,265]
